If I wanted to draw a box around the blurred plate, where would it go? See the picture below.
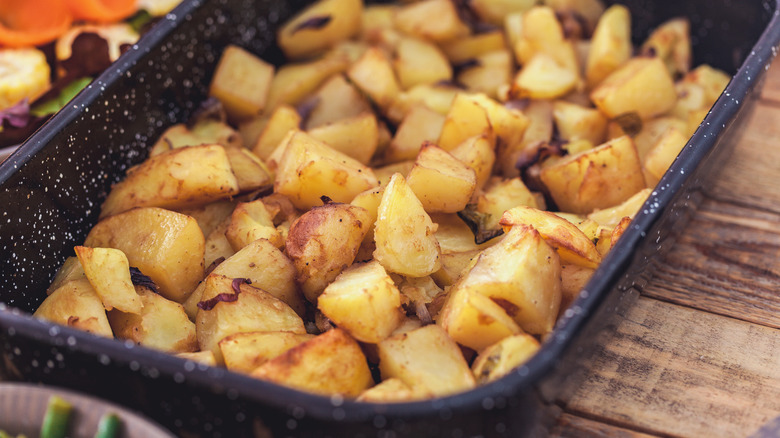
[0,382,174,438]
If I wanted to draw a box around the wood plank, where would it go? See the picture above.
[564,296,780,438]
[704,104,780,213]
[551,413,660,438]
[642,199,780,328]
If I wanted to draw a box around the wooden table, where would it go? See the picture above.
[550,58,780,437]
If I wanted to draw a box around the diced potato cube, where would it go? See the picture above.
[406,144,477,214]
[179,200,235,239]
[644,127,688,186]
[471,333,540,383]
[633,116,688,161]
[252,328,373,397]
[196,275,306,362]
[318,261,402,343]
[209,45,274,121]
[277,0,363,59]
[85,207,205,303]
[219,331,314,374]
[357,378,424,402]
[386,105,446,163]
[34,279,113,338]
[457,50,514,99]
[496,99,553,177]
[184,237,305,320]
[252,104,301,160]
[378,324,475,397]
[438,286,522,352]
[285,203,372,302]
[374,173,442,277]
[552,101,607,145]
[266,54,349,110]
[560,264,594,310]
[394,37,452,90]
[308,112,379,165]
[456,225,561,334]
[394,0,470,42]
[386,83,459,124]
[223,147,272,193]
[47,257,85,295]
[476,177,540,230]
[448,134,496,193]
[373,161,415,188]
[274,131,378,210]
[347,47,401,110]
[203,217,234,268]
[440,31,508,64]
[176,351,217,367]
[74,246,143,314]
[499,205,602,268]
[513,6,578,72]
[108,286,198,353]
[225,199,284,251]
[591,57,677,119]
[99,145,239,219]
[438,93,493,151]
[585,4,631,89]
[303,74,372,130]
[640,18,691,77]
[511,53,578,99]
[470,0,536,27]
[540,135,646,214]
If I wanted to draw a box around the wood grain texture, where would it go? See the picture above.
[551,413,660,438]
[565,297,780,438]
[559,52,780,437]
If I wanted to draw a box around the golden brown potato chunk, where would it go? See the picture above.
[286,202,372,302]
[84,207,205,303]
[252,328,373,397]
[378,325,475,397]
[373,173,441,277]
[74,246,143,314]
[108,286,198,353]
[34,279,113,338]
[99,145,239,219]
[318,261,402,343]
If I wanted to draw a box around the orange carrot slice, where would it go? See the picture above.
[65,0,139,23]
[0,0,74,47]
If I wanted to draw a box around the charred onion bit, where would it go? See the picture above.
[320,195,334,205]
[188,96,227,127]
[291,15,332,33]
[197,278,251,311]
[457,205,505,245]
[452,58,482,76]
[515,140,567,172]
[129,266,159,293]
[612,112,643,137]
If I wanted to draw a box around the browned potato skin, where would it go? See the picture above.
[285,203,373,302]
[99,145,239,219]
[34,279,114,337]
[196,275,306,363]
[252,328,373,397]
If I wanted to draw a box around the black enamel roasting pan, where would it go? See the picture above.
[1,0,779,436]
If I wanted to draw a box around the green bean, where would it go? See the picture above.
[40,396,72,438]
[93,413,121,438]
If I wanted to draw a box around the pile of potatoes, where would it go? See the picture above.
[34,0,730,401]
